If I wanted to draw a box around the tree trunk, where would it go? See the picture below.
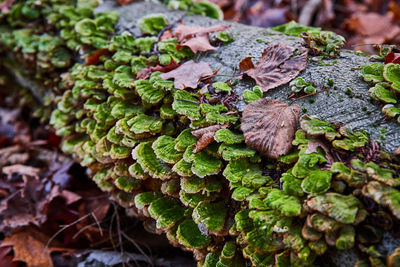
[6,0,399,152]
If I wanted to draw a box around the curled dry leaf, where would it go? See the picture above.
[192,125,227,152]
[174,23,231,53]
[175,23,231,43]
[178,35,217,53]
[159,60,213,89]
[241,98,300,159]
[238,57,255,73]
[136,60,180,80]
[240,42,308,93]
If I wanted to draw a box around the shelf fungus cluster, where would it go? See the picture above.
[360,62,400,123]
[1,1,400,267]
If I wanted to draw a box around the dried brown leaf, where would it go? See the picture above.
[2,165,41,178]
[1,229,54,267]
[160,29,173,40]
[178,35,217,53]
[174,23,231,42]
[239,57,255,72]
[241,42,308,92]
[192,125,227,152]
[159,60,213,89]
[0,246,17,267]
[116,0,133,5]
[241,98,300,159]
[136,60,180,80]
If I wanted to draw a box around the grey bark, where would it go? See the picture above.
[96,1,398,153]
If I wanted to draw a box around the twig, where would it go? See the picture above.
[294,88,329,101]
[113,202,125,267]
[46,212,92,250]
[109,207,118,252]
[72,221,99,240]
[121,232,153,266]
[91,212,103,237]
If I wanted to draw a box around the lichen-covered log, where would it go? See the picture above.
[2,1,400,267]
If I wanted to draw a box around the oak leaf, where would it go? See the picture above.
[159,60,213,89]
[192,125,227,152]
[241,98,300,159]
[240,42,307,92]
[1,229,54,267]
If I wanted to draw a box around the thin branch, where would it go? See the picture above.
[294,88,329,101]
[46,212,92,250]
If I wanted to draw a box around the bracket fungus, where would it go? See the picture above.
[3,1,400,266]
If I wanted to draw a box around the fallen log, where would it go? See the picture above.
[1,1,400,266]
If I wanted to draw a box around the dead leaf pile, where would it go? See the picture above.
[343,12,400,53]
[240,43,308,93]
[174,23,231,53]
[159,60,213,89]
[241,98,300,159]
[0,99,111,266]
